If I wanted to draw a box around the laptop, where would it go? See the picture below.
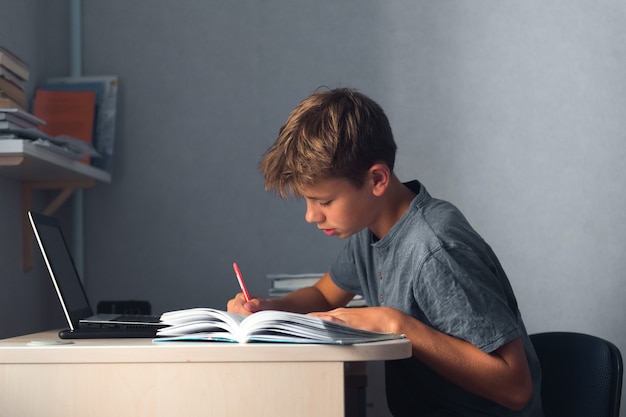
[28,211,165,339]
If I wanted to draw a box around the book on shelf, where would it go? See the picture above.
[0,76,26,108]
[0,108,45,127]
[155,308,404,345]
[32,89,96,164]
[0,66,26,89]
[0,96,25,111]
[40,76,118,172]
[0,120,28,130]
[0,46,29,81]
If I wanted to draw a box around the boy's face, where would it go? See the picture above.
[301,177,378,239]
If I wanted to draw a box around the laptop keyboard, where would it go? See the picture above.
[115,314,161,323]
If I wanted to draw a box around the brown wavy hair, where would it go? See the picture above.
[259,88,397,198]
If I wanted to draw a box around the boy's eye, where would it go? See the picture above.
[319,200,332,207]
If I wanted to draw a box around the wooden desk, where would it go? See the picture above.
[0,330,411,417]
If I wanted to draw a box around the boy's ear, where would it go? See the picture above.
[369,163,390,196]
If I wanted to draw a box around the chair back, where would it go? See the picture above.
[530,332,623,417]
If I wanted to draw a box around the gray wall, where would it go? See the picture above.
[2,1,625,416]
[0,0,72,337]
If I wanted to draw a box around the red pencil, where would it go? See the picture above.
[233,262,251,302]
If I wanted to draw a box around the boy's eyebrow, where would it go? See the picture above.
[303,192,333,201]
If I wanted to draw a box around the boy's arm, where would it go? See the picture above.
[227,272,354,315]
[227,273,532,409]
[311,306,533,411]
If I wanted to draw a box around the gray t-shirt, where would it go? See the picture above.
[329,181,543,417]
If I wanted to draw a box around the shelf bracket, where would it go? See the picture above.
[21,180,95,271]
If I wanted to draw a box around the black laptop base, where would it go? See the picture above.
[59,327,159,339]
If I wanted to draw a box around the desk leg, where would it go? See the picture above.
[345,362,368,417]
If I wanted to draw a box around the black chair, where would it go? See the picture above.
[530,332,623,417]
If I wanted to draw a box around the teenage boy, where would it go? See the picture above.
[228,88,543,417]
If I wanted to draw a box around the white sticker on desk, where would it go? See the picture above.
[27,340,74,346]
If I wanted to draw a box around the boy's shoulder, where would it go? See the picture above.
[394,181,480,247]
[404,181,466,223]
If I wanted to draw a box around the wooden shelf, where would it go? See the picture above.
[0,139,111,183]
[0,140,111,270]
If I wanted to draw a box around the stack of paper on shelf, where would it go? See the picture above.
[267,272,366,307]
[0,45,29,111]
[267,273,325,298]
[0,108,44,133]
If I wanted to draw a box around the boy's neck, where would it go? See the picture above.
[370,175,416,240]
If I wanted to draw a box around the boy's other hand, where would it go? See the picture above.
[310,306,404,334]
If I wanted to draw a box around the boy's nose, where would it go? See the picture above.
[305,204,323,224]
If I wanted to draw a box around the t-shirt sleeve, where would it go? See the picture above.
[416,245,521,353]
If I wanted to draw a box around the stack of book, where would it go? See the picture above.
[0,108,45,137]
[267,273,366,307]
[267,273,324,298]
[0,45,29,111]
[0,45,105,163]
[0,45,49,140]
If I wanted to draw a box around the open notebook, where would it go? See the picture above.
[155,307,405,344]
[28,211,165,339]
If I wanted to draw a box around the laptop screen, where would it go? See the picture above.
[29,212,93,329]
